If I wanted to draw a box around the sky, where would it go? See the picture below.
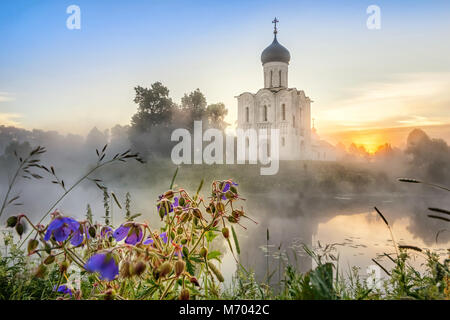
[1,0,450,149]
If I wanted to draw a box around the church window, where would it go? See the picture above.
[245,107,249,122]
[282,104,286,120]
[279,70,282,87]
[293,115,296,127]
[263,105,268,121]
[281,137,285,146]
[270,70,273,87]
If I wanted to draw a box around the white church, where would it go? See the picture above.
[236,19,336,161]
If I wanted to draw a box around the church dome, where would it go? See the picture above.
[261,35,291,65]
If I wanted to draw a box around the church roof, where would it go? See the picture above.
[261,34,291,65]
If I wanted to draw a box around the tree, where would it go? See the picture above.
[405,128,450,184]
[181,88,207,125]
[206,103,229,130]
[131,82,175,132]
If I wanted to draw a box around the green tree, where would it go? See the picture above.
[131,82,175,132]
[181,88,207,124]
[206,103,229,130]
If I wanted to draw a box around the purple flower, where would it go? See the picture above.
[113,223,143,245]
[143,237,154,245]
[101,226,113,238]
[159,232,168,244]
[157,196,176,216]
[44,217,80,242]
[143,231,168,246]
[70,224,90,247]
[84,253,118,281]
[221,181,238,200]
[54,284,72,296]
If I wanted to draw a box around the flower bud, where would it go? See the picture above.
[181,238,188,245]
[27,239,39,255]
[222,227,229,239]
[44,243,52,254]
[158,261,172,278]
[177,227,183,235]
[182,246,189,258]
[88,226,96,238]
[181,212,190,223]
[190,276,200,286]
[103,288,116,300]
[132,261,147,276]
[192,208,202,219]
[179,288,190,300]
[44,255,55,265]
[175,260,185,277]
[120,261,132,278]
[208,262,224,282]
[15,222,24,236]
[159,206,166,220]
[216,202,225,213]
[199,247,208,258]
[60,260,70,273]
[6,216,18,228]
[227,216,238,223]
[164,190,174,199]
[225,190,235,199]
[179,197,186,206]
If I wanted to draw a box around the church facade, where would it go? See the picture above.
[236,19,312,160]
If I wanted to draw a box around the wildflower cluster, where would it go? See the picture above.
[5,179,253,300]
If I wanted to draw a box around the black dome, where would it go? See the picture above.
[261,35,291,64]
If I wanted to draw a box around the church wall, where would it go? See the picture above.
[263,62,288,88]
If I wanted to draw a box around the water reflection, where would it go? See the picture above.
[231,193,450,285]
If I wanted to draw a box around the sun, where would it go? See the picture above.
[348,132,390,154]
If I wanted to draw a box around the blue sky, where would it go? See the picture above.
[1,0,450,144]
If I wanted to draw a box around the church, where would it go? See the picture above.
[236,18,314,161]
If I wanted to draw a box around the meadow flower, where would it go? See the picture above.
[143,231,168,246]
[172,241,183,257]
[221,181,238,200]
[100,226,113,238]
[113,223,143,245]
[44,216,80,242]
[70,224,90,247]
[157,195,179,216]
[143,237,154,245]
[84,253,119,281]
[159,232,168,244]
[54,284,72,296]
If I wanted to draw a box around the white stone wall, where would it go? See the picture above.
[237,88,312,161]
[263,62,289,88]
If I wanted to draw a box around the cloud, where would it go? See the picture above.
[0,92,15,102]
[316,72,450,132]
[0,113,21,127]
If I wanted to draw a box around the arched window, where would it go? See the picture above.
[282,104,286,120]
[293,115,296,127]
[270,70,273,87]
[263,105,268,122]
[279,70,282,87]
[245,107,249,122]
[281,137,285,146]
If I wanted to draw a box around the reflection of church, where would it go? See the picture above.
[236,19,335,161]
